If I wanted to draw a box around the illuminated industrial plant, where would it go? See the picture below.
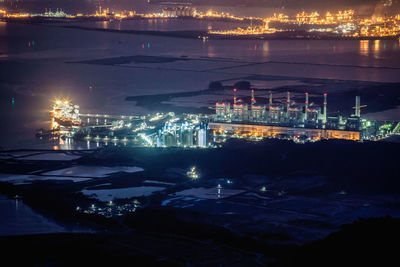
[211,89,399,142]
[156,121,208,148]
[1,6,399,38]
[44,90,399,149]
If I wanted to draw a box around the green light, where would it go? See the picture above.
[11,97,15,106]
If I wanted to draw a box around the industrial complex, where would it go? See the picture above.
[210,90,374,142]
[45,89,399,148]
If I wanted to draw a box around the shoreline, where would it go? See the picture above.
[1,18,399,40]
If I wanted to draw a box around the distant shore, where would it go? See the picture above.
[1,17,399,40]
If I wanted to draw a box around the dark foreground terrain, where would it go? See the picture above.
[0,217,398,266]
[0,139,399,265]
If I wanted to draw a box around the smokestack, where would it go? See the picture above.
[286,91,291,117]
[269,91,273,105]
[233,88,237,106]
[251,89,255,105]
[305,92,309,120]
[323,93,327,123]
[355,95,361,117]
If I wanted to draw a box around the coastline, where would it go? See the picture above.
[1,17,399,40]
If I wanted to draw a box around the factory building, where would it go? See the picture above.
[160,123,178,147]
[287,105,303,121]
[232,104,248,122]
[158,121,208,148]
[326,115,345,130]
[198,128,207,147]
[209,122,361,141]
[268,103,283,122]
[305,106,321,124]
[162,7,195,17]
[249,89,266,122]
[250,104,267,122]
[215,102,231,121]
[212,89,364,141]
[180,122,194,147]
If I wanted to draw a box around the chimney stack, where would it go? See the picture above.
[323,93,327,123]
[269,91,273,105]
[251,89,255,105]
[305,92,309,120]
[355,95,361,117]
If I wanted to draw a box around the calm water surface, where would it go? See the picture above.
[0,195,79,236]
[0,21,399,149]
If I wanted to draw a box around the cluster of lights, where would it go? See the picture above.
[131,122,155,133]
[51,99,81,126]
[77,200,140,218]
[186,166,199,179]
[209,24,277,35]
[196,9,244,21]
[138,133,154,146]
[293,10,355,25]
[210,9,400,38]
[148,113,166,122]
[2,6,400,38]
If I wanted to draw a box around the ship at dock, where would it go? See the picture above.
[50,99,82,128]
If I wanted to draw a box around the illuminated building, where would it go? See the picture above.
[306,106,321,124]
[180,122,194,147]
[215,102,231,121]
[287,105,302,122]
[161,123,178,147]
[209,122,361,141]
[268,104,283,122]
[209,91,382,142]
[251,105,266,122]
[198,128,207,148]
[232,104,248,122]
[157,121,208,148]
[326,116,345,130]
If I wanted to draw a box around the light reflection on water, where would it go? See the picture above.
[359,40,369,57]
[262,41,269,57]
[359,39,398,60]
[373,39,381,59]
[1,22,400,150]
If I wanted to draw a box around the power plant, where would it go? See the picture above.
[46,92,399,148]
[210,88,387,142]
